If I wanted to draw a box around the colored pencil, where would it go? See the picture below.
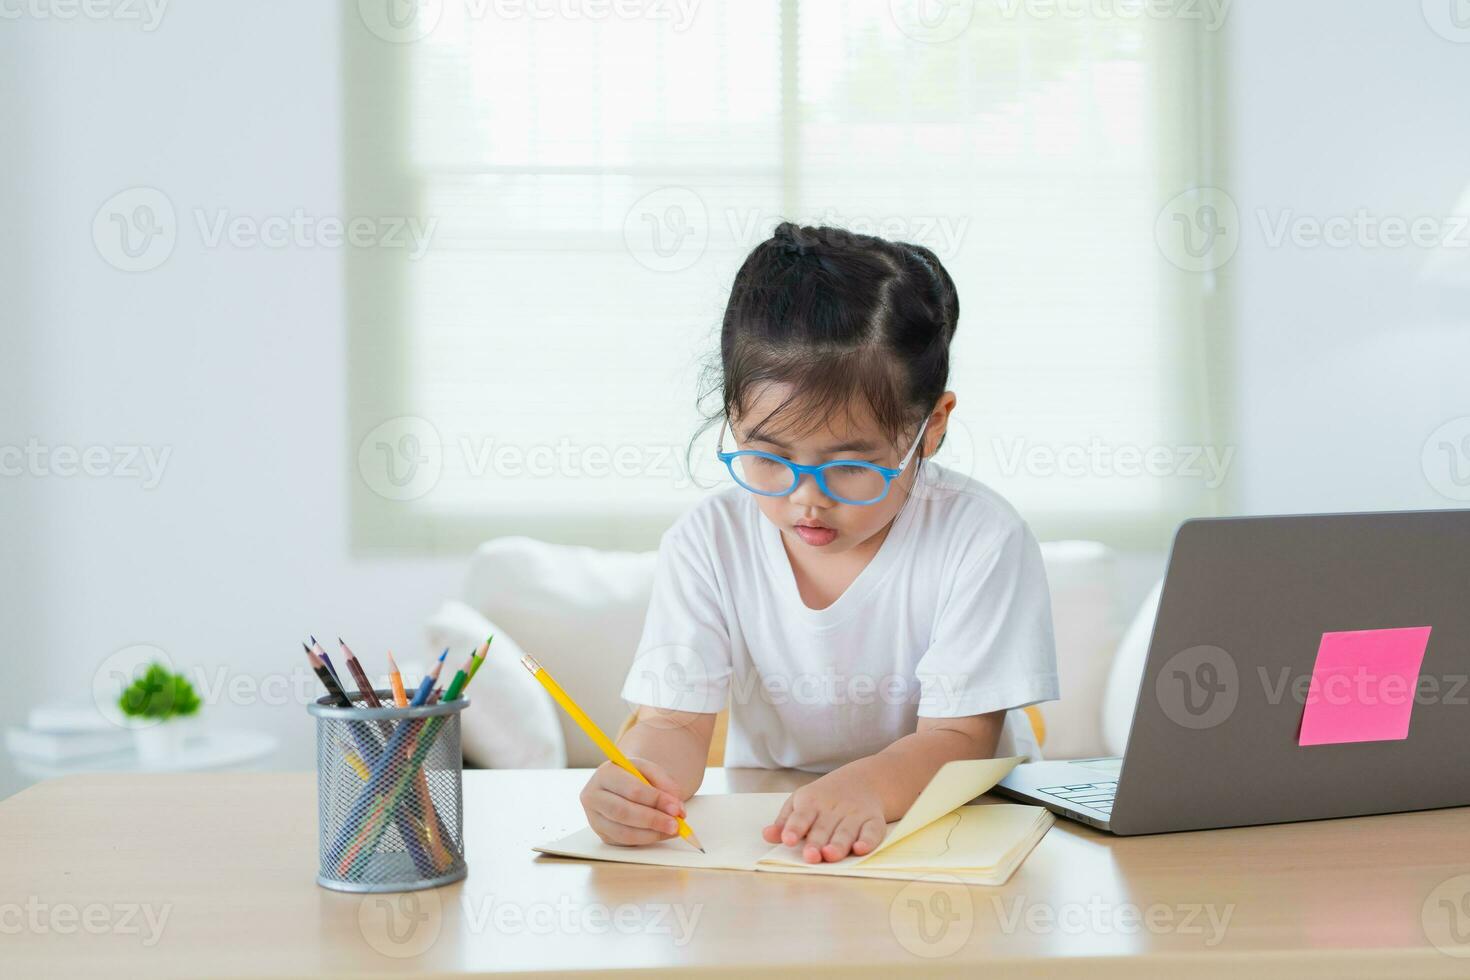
[336,652,456,874]
[338,637,451,871]
[339,743,371,780]
[466,635,493,683]
[304,643,351,707]
[330,651,447,865]
[519,653,703,852]
[386,651,408,707]
[305,641,436,874]
[340,653,479,875]
[337,637,382,708]
[424,647,478,706]
[311,635,345,694]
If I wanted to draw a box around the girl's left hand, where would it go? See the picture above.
[761,767,887,863]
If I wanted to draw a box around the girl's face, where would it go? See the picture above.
[730,384,953,557]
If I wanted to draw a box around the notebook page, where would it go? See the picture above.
[534,793,787,871]
[849,804,1046,870]
[861,757,1021,858]
[754,809,1054,886]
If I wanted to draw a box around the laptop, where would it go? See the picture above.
[996,509,1470,835]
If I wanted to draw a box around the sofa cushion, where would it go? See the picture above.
[1101,579,1164,757]
[1030,540,1123,759]
[424,599,567,768]
[464,538,657,768]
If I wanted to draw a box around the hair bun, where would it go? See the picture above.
[772,221,814,257]
[900,241,960,343]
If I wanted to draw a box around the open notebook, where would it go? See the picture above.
[535,757,1053,886]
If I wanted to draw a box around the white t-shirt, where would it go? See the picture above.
[620,463,1059,772]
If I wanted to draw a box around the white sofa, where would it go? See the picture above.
[426,536,1157,769]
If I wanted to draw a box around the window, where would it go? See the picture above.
[346,0,1223,552]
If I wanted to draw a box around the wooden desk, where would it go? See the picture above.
[2,768,1468,978]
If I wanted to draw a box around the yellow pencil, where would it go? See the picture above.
[519,654,704,853]
[339,743,371,781]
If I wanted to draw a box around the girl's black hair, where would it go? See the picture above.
[702,221,959,448]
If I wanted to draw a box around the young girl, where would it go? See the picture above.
[581,222,1058,863]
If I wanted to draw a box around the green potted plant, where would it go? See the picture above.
[118,663,202,765]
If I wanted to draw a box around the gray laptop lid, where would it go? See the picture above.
[1110,509,1470,835]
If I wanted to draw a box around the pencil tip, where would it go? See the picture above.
[438,648,448,662]
[337,636,344,645]
[309,634,317,645]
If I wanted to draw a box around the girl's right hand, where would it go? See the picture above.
[579,758,688,846]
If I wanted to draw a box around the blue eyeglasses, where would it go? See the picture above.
[716,418,930,506]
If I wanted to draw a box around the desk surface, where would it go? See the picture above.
[2,768,1469,978]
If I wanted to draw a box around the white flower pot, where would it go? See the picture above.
[132,720,191,766]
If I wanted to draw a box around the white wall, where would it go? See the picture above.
[1222,1,1470,514]
[0,12,40,774]
[0,5,461,785]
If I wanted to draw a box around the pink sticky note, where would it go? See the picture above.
[1298,626,1432,746]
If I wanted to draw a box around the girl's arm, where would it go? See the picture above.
[617,707,718,798]
[762,710,1005,863]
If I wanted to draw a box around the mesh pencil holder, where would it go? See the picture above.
[308,692,469,893]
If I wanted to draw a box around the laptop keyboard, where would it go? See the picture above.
[1037,781,1117,814]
